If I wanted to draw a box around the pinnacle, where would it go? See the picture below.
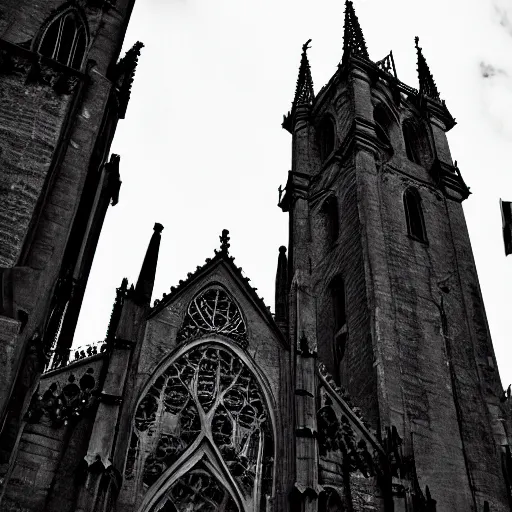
[415,36,440,100]
[342,0,369,63]
[292,39,315,109]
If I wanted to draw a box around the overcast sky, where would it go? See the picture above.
[74,0,512,388]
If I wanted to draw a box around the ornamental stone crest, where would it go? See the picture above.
[176,286,247,347]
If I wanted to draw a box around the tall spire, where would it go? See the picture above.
[134,223,163,305]
[292,39,315,109]
[415,37,440,100]
[274,246,288,326]
[342,0,369,63]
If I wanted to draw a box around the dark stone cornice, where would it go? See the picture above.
[429,158,470,202]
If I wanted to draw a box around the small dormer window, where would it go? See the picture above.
[318,116,336,161]
[404,187,427,243]
[38,8,88,70]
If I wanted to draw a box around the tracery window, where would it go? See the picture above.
[177,286,247,347]
[126,344,273,512]
[37,7,88,70]
[403,187,427,243]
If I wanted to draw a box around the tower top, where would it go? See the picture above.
[342,0,369,64]
[415,36,440,100]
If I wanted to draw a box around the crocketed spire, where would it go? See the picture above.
[342,0,369,63]
[292,39,315,109]
[415,36,440,100]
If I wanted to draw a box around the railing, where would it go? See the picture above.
[44,339,107,373]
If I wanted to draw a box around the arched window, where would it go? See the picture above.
[37,7,88,70]
[331,276,347,382]
[402,118,432,167]
[318,116,336,161]
[125,343,274,511]
[402,119,421,164]
[321,196,339,247]
[404,187,427,243]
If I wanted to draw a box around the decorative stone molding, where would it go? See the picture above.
[25,368,97,427]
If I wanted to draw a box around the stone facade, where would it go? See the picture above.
[0,1,511,512]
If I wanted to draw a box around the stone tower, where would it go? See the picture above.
[279,2,511,510]
[0,0,140,498]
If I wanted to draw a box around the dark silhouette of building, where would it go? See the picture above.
[0,1,511,511]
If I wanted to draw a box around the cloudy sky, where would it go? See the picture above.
[74,0,512,387]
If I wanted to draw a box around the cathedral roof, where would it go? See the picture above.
[148,230,286,345]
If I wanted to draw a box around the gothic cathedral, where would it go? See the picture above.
[0,1,510,511]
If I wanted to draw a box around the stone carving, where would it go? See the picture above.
[317,392,376,478]
[127,345,272,507]
[176,287,247,347]
[150,462,239,512]
[25,368,96,427]
[317,363,373,432]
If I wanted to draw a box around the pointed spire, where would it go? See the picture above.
[292,39,315,109]
[342,0,369,63]
[415,37,440,100]
[274,246,288,325]
[134,223,163,305]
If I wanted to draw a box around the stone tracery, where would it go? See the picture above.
[127,344,273,511]
[176,287,247,347]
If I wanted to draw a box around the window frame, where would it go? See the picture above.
[403,186,428,244]
[36,6,89,70]
[318,115,337,162]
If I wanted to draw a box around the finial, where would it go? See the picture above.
[292,39,315,110]
[342,0,369,64]
[220,229,230,254]
[415,36,440,100]
[154,222,164,234]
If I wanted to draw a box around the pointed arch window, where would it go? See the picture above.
[318,116,336,161]
[126,343,274,511]
[37,8,88,70]
[402,118,432,167]
[321,196,339,247]
[331,276,347,382]
[403,187,427,243]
